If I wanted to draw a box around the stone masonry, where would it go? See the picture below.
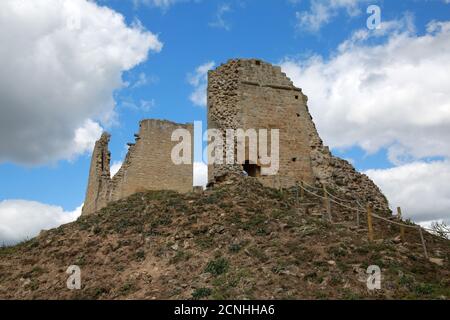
[208,59,389,212]
[208,59,314,186]
[82,58,389,216]
[82,119,193,215]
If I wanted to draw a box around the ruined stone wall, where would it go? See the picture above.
[82,119,193,215]
[82,133,112,215]
[208,59,389,212]
[208,59,315,186]
[207,60,242,182]
[295,89,389,212]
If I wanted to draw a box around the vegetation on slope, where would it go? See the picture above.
[0,178,449,300]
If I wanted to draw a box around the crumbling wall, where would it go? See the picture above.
[208,59,389,212]
[109,120,193,201]
[310,144,389,212]
[208,59,315,186]
[207,60,242,182]
[82,133,112,215]
[296,90,389,212]
[82,119,193,215]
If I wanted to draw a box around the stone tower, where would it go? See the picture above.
[82,119,193,215]
[207,59,318,186]
[208,59,389,212]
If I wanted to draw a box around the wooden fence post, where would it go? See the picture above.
[397,207,405,242]
[418,227,429,259]
[367,204,374,242]
[323,185,332,223]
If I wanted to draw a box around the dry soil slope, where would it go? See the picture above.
[0,178,449,299]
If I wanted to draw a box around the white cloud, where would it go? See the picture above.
[193,161,208,187]
[281,17,450,225]
[120,96,156,113]
[140,99,156,112]
[209,4,232,31]
[131,72,158,89]
[281,19,450,164]
[188,61,215,107]
[0,201,82,245]
[71,119,104,159]
[132,0,188,10]
[366,161,450,224]
[110,160,123,177]
[418,219,447,231]
[0,0,162,165]
[296,0,368,32]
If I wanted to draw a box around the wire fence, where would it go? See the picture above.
[268,175,449,260]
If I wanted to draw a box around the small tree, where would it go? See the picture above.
[430,221,450,240]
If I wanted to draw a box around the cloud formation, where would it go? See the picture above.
[295,0,368,32]
[209,4,232,31]
[132,0,186,10]
[281,19,450,164]
[366,161,450,224]
[281,17,450,224]
[0,200,82,245]
[188,61,215,107]
[0,0,162,165]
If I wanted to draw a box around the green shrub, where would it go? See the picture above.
[192,287,212,300]
[414,283,434,295]
[205,258,229,276]
[135,250,145,261]
[229,244,241,253]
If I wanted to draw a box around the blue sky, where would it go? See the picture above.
[0,0,449,243]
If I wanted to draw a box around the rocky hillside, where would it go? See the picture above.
[0,178,449,299]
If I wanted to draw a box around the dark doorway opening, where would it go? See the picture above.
[243,160,261,177]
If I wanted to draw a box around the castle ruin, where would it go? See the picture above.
[82,120,193,215]
[208,59,388,211]
[82,58,389,215]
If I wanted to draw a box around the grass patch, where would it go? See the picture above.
[170,251,192,264]
[119,282,137,295]
[248,247,268,262]
[135,250,146,261]
[192,287,212,300]
[205,257,229,276]
[24,266,46,278]
[242,214,266,231]
[210,269,250,299]
[414,283,434,296]
[195,236,215,249]
[229,243,242,253]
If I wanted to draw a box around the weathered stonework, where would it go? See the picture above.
[208,59,389,212]
[82,119,193,215]
[207,59,315,185]
[82,132,112,215]
[82,58,389,216]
